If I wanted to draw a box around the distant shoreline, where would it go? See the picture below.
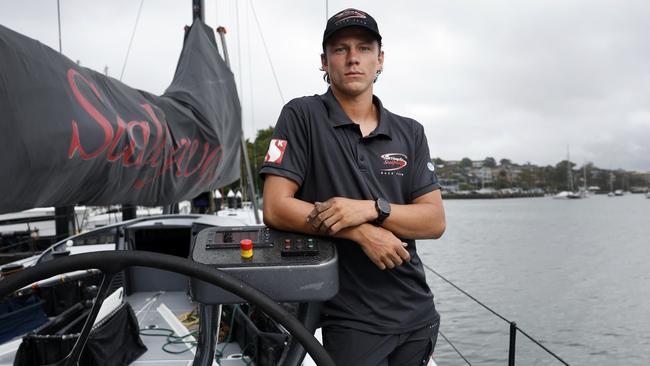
[442,192,545,199]
[442,191,648,199]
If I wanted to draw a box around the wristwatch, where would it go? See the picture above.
[373,197,391,225]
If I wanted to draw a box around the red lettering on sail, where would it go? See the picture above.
[66,67,226,190]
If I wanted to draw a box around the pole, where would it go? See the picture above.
[57,0,62,53]
[325,0,329,21]
[192,0,204,21]
[508,321,517,366]
[216,27,261,225]
[55,206,76,240]
[122,204,137,221]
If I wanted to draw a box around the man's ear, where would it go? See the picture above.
[377,50,384,71]
[320,53,328,71]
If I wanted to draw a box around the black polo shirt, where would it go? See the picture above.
[260,88,440,334]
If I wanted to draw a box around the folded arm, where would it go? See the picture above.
[263,175,411,270]
[306,190,445,239]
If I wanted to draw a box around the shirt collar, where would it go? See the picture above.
[320,88,392,139]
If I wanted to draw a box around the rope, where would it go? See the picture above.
[235,0,244,103]
[139,327,197,354]
[423,263,510,324]
[0,232,72,253]
[438,330,472,365]
[119,0,145,81]
[245,2,259,197]
[423,263,572,365]
[516,327,571,365]
[248,0,285,104]
[215,304,240,362]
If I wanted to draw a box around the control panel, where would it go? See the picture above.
[190,226,338,304]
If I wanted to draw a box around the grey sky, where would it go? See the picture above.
[1,0,649,171]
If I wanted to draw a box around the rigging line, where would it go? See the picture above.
[245,0,259,195]
[248,0,285,105]
[245,1,255,132]
[424,264,571,365]
[56,0,62,52]
[120,0,145,82]
[235,0,244,103]
[516,327,571,365]
[422,263,510,324]
[438,330,472,366]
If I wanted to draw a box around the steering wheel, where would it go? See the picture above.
[0,251,335,366]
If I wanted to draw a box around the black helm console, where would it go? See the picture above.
[189,226,339,366]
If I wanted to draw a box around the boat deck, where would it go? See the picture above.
[0,291,249,366]
[130,291,249,366]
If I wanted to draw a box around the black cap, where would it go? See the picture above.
[322,8,381,49]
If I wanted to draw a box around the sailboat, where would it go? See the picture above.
[607,172,617,197]
[0,2,578,366]
[0,3,325,365]
[553,147,583,199]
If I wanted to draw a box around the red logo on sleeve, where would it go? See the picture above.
[264,139,287,164]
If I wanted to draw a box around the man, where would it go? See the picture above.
[260,8,445,366]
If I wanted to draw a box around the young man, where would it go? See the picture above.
[260,8,445,366]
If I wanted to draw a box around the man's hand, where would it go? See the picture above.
[351,224,411,270]
[306,197,376,235]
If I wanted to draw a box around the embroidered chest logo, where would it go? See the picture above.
[264,139,287,164]
[379,153,407,176]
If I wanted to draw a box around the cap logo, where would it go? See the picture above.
[264,139,287,164]
[334,9,368,24]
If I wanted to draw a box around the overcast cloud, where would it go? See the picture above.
[1,0,648,171]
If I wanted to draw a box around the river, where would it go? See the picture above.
[419,194,650,365]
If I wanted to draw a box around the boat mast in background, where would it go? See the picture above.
[54,1,77,237]
[567,146,574,192]
[206,0,261,224]
[56,0,62,52]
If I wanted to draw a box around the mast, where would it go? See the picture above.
[57,0,62,52]
[54,2,77,237]
[567,146,574,192]
[609,172,614,193]
[192,0,204,22]
[215,28,261,225]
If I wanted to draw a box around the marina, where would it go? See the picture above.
[426,194,650,365]
[1,1,649,365]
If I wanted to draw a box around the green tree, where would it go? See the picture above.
[252,126,275,194]
[554,160,576,191]
[484,157,497,168]
[499,158,512,167]
[518,168,536,190]
[460,157,473,168]
[222,126,275,200]
[495,170,510,189]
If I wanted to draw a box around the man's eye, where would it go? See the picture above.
[335,48,345,53]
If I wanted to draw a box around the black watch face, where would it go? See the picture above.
[377,198,391,214]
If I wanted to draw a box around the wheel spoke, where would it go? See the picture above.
[0,251,335,366]
[55,273,114,366]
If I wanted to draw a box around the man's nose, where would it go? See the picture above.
[346,49,360,65]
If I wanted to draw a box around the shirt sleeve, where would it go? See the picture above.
[410,123,440,201]
[259,100,310,186]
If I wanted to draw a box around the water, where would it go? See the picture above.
[419,194,650,365]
